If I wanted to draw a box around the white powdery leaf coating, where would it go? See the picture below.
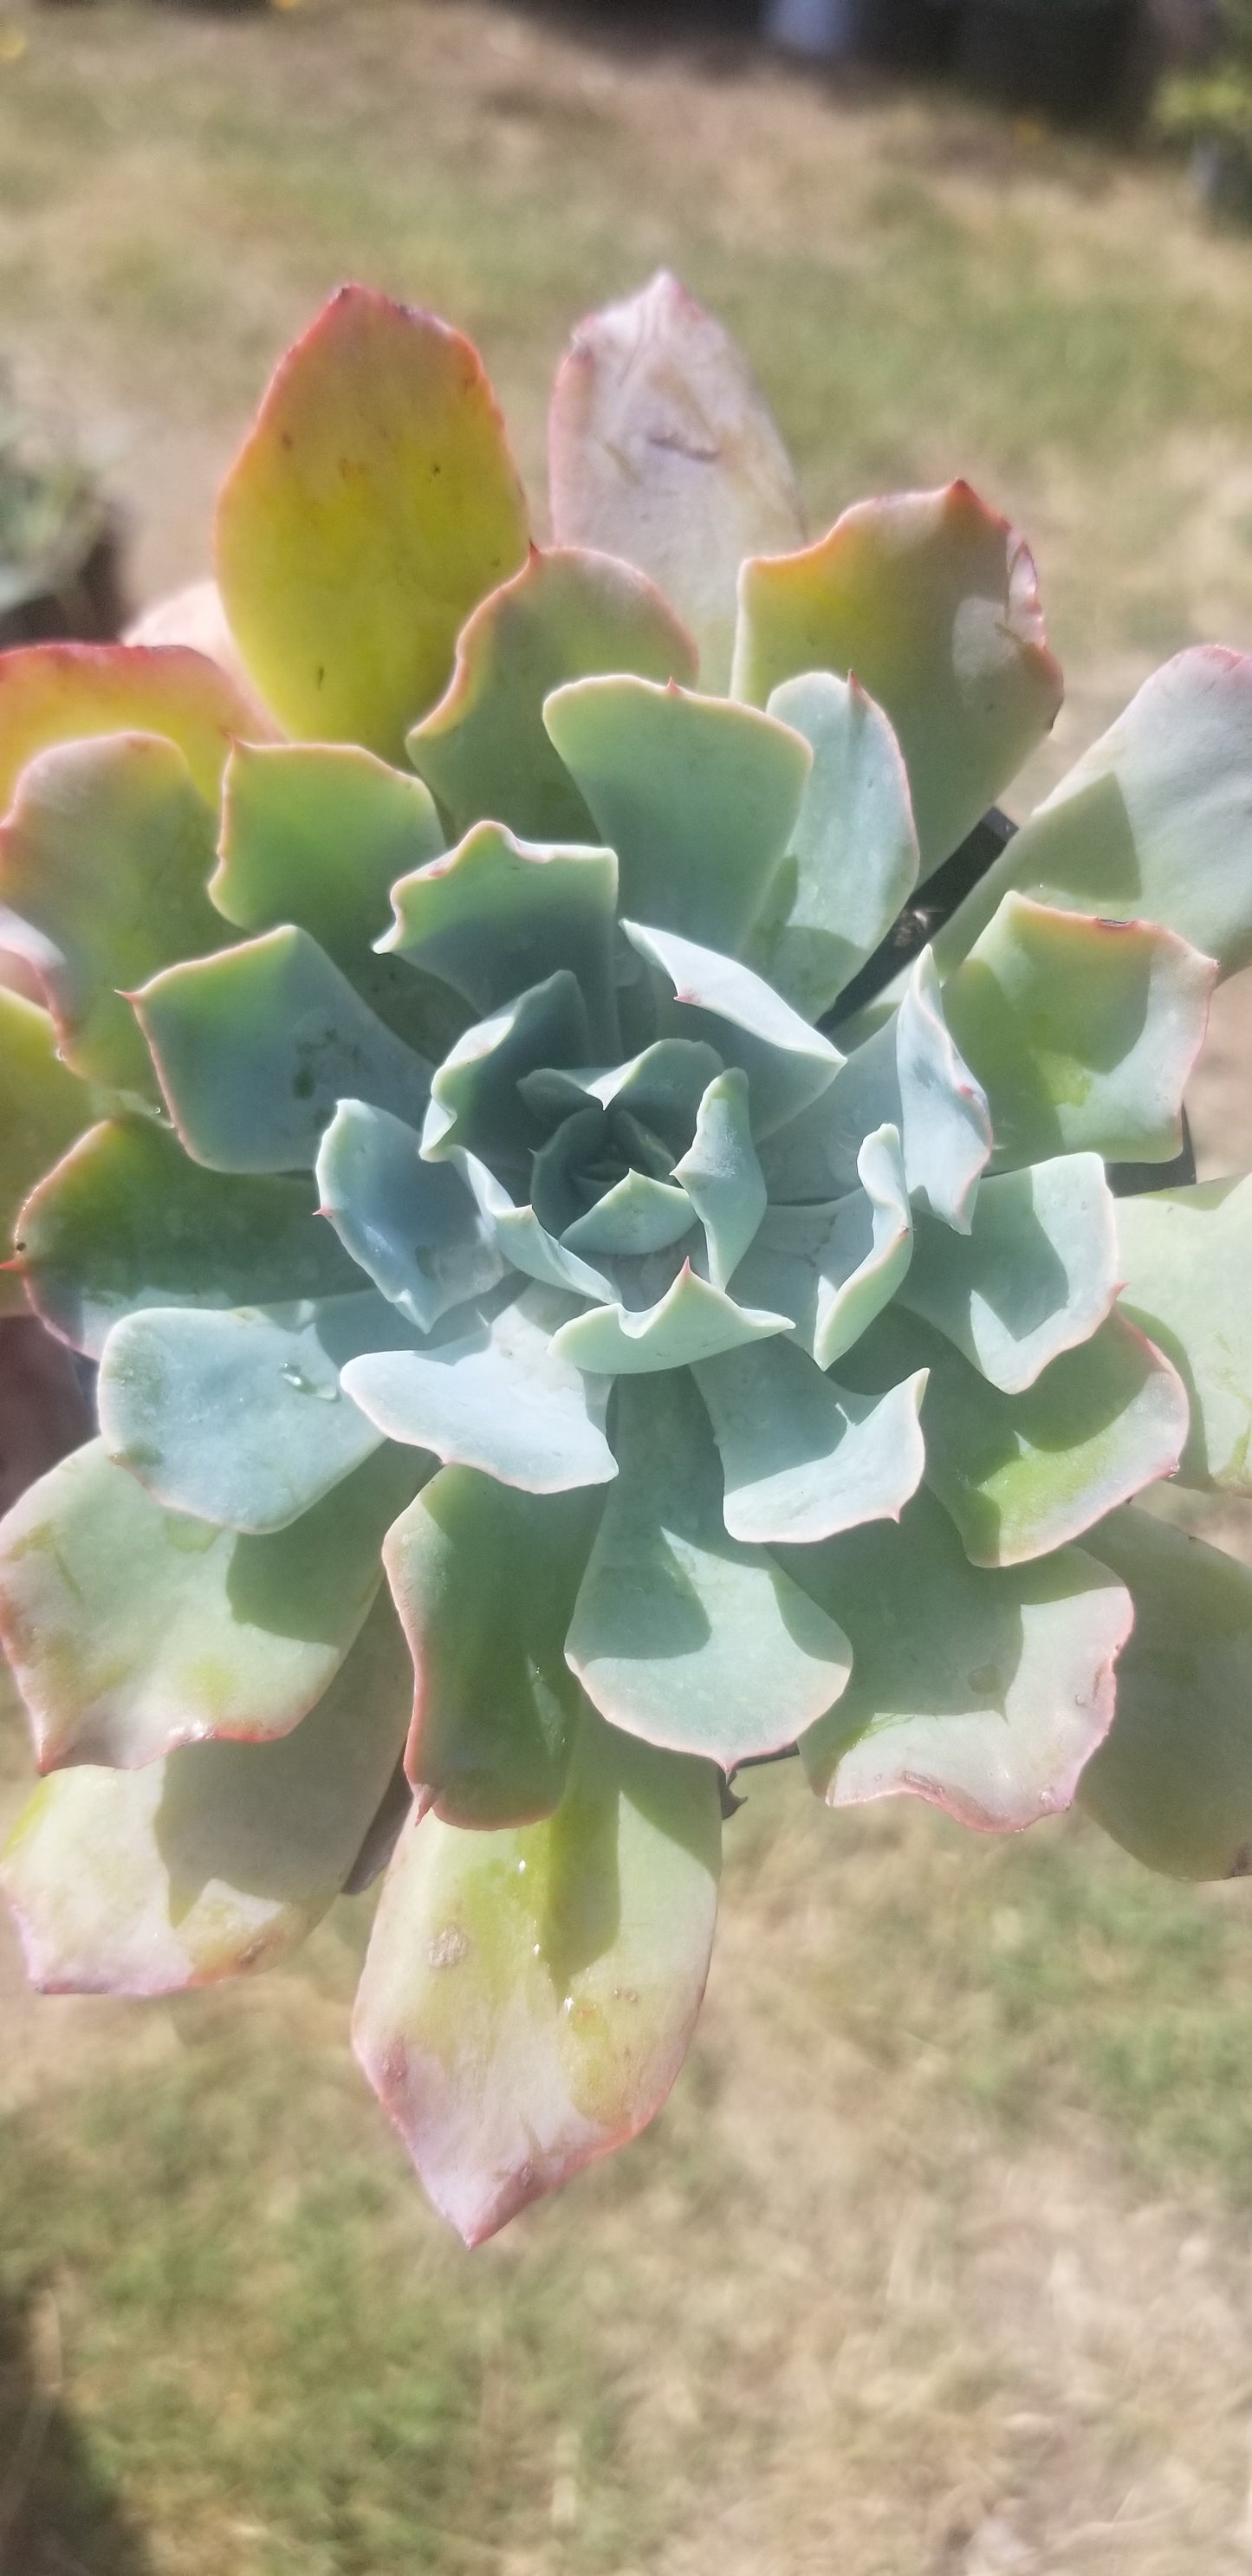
[552,1262,791,1376]
[548,270,804,692]
[794,1489,1132,1833]
[756,671,919,1019]
[342,1286,617,1493]
[97,1290,411,1533]
[934,646,1252,979]
[900,1152,1120,1395]
[567,1369,852,1763]
[729,1126,911,1368]
[1114,1176,1252,1493]
[696,1341,927,1548]
[758,949,989,1229]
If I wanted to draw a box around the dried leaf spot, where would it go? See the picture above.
[428,1924,470,1969]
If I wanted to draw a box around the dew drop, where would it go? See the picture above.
[279,1361,339,1402]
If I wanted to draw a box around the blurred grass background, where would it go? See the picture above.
[2,4,1252,2570]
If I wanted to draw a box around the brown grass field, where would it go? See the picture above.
[2,5,1252,2568]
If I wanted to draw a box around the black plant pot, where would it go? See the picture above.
[957,0,1135,121]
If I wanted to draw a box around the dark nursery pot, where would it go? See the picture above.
[855,0,961,70]
[0,511,126,652]
[958,0,1137,120]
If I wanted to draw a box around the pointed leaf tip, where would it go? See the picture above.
[549,271,803,693]
[734,481,1061,873]
[353,1705,721,2242]
[216,285,529,757]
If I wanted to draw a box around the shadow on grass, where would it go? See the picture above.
[0,2279,150,2576]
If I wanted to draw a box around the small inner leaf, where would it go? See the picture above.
[753,671,919,1020]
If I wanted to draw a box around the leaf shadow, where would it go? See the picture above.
[0,2279,152,2576]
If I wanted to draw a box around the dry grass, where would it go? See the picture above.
[1,4,1252,2570]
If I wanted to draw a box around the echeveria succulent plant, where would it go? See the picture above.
[1,274,1251,2244]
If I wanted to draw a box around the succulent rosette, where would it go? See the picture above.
[0,274,1251,2242]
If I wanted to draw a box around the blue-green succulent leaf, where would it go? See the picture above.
[1080,1504,1252,1878]
[1,1592,415,1994]
[421,970,589,1173]
[524,1039,725,1158]
[899,1151,1119,1395]
[405,542,698,844]
[934,648,1252,981]
[694,1338,927,1546]
[211,741,444,1042]
[457,1152,613,1303]
[134,926,431,1173]
[341,1285,616,1493]
[315,1100,504,1332]
[813,1123,913,1368]
[566,1368,851,1763]
[759,950,990,1230]
[620,919,841,1139]
[752,672,919,1020]
[551,1262,790,1374]
[543,674,811,956]
[789,1487,1131,1830]
[529,1105,618,1236]
[730,1124,911,1367]
[732,481,1062,877]
[384,1470,600,1827]
[382,821,620,1045]
[21,1116,360,1360]
[1114,1176,1252,1492]
[941,893,1216,1170]
[562,1170,694,1258]
[671,1069,766,1290]
[0,1437,425,1770]
[0,732,224,1093]
[853,1305,1189,1567]
[98,1289,417,1533]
